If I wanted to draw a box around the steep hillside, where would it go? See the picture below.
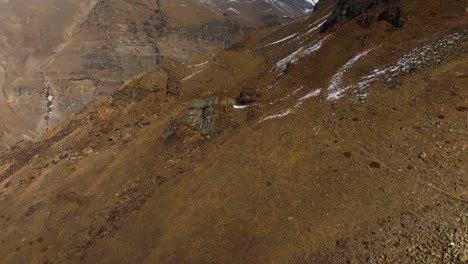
[0,0,315,153]
[0,0,467,263]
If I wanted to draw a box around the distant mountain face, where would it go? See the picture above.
[0,0,316,152]
[0,0,100,148]
[199,0,315,17]
[199,0,316,26]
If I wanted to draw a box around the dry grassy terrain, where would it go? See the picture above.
[0,0,466,263]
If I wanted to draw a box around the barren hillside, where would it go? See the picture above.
[0,0,466,263]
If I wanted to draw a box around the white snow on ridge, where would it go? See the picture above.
[228,7,240,14]
[327,32,464,101]
[182,69,205,81]
[264,33,298,47]
[307,18,326,31]
[261,11,330,51]
[290,19,326,42]
[326,48,373,101]
[299,87,322,101]
[188,61,209,68]
[262,108,294,121]
[273,35,330,72]
[262,88,322,121]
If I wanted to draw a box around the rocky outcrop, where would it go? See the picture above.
[378,6,404,28]
[161,94,236,144]
[320,0,405,32]
[186,97,219,136]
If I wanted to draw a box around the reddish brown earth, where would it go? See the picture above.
[0,0,467,263]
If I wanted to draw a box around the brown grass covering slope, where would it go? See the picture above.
[0,0,466,263]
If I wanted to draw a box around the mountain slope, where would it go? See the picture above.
[0,0,100,151]
[0,0,467,263]
[0,0,315,153]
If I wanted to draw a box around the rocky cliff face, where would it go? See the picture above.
[0,0,316,153]
[320,0,405,32]
[0,0,101,151]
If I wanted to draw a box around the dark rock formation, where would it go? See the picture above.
[320,0,404,33]
[187,96,219,136]
[236,92,254,105]
[378,6,404,28]
[161,94,236,144]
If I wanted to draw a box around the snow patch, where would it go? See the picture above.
[327,32,464,101]
[228,7,240,14]
[262,0,296,15]
[188,61,208,68]
[305,19,326,33]
[299,88,322,102]
[195,0,216,7]
[262,88,322,121]
[233,105,249,109]
[269,86,304,105]
[264,33,298,47]
[262,108,295,121]
[273,36,330,72]
[326,48,373,101]
[182,69,204,81]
